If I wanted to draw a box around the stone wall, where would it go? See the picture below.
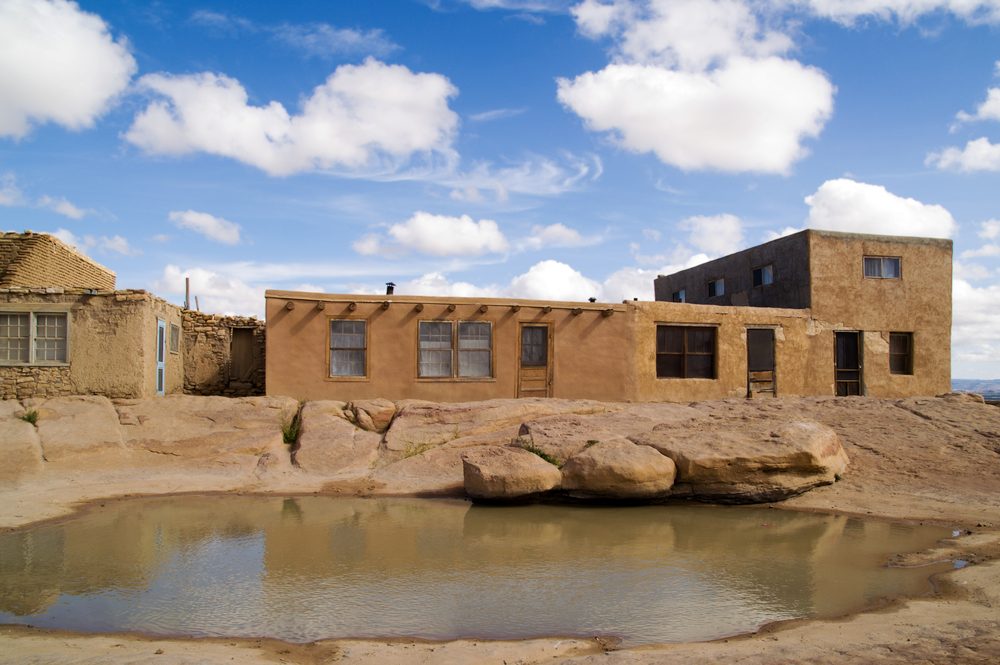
[0,365,74,400]
[182,310,265,396]
[0,232,116,290]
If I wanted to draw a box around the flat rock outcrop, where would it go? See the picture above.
[295,401,380,476]
[560,438,677,499]
[0,401,43,482]
[25,395,124,460]
[633,419,849,502]
[462,446,562,500]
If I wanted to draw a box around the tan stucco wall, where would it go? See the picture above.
[0,289,182,399]
[265,292,631,402]
[807,233,952,397]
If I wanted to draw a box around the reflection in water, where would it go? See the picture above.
[0,497,950,645]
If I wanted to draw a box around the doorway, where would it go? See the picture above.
[230,328,255,383]
[517,324,551,398]
[835,331,863,396]
[746,328,776,397]
[155,319,166,396]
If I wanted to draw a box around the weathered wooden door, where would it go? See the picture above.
[518,324,551,397]
[746,328,776,397]
[835,331,863,396]
[155,319,166,396]
[229,328,255,382]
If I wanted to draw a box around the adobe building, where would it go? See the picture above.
[0,232,183,399]
[266,230,951,403]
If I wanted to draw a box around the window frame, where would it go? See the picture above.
[169,323,180,355]
[707,278,725,298]
[327,318,368,380]
[863,255,902,279]
[888,331,914,376]
[671,289,686,303]
[655,324,717,380]
[0,309,70,366]
[752,264,774,287]
[417,319,495,381]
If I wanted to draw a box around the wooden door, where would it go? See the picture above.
[835,331,863,396]
[230,328,255,382]
[518,324,551,398]
[746,328,776,397]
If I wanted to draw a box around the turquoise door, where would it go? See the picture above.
[156,319,166,396]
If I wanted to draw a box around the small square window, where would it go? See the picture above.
[752,264,774,287]
[707,279,725,298]
[330,320,366,377]
[169,324,180,354]
[889,332,913,375]
[671,289,686,303]
[864,256,901,279]
[656,325,716,379]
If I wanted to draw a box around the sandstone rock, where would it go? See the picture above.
[561,438,676,499]
[633,420,848,503]
[28,395,124,461]
[295,400,380,476]
[0,401,44,482]
[350,398,396,433]
[384,398,617,455]
[462,446,562,500]
[369,445,469,496]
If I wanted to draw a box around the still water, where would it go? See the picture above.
[0,496,951,645]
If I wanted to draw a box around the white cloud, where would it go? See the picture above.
[468,107,527,122]
[441,153,602,201]
[518,223,601,251]
[169,210,242,245]
[507,259,602,300]
[355,212,509,257]
[0,172,24,206]
[155,265,265,317]
[962,219,1000,258]
[125,59,459,176]
[558,57,833,174]
[800,1,1000,25]
[953,260,994,281]
[927,137,1000,172]
[51,228,83,248]
[0,0,136,138]
[271,23,400,58]
[679,213,744,255]
[764,225,802,241]
[980,219,1000,240]
[98,235,139,256]
[50,228,138,256]
[953,278,1000,378]
[805,178,957,238]
[37,195,86,219]
[398,272,500,297]
[955,87,1000,124]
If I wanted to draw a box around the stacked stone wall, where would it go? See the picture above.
[0,232,116,290]
[182,311,265,396]
[0,366,75,400]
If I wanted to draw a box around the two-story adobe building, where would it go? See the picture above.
[265,230,952,402]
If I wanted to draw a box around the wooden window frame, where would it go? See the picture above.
[169,323,180,354]
[0,310,69,366]
[328,318,368,380]
[655,324,717,380]
[417,320,494,381]
[889,331,914,375]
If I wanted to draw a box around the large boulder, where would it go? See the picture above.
[560,439,676,499]
[295,401,381,476]
[350,398,396,433]
[26,395,124,460]
[633,420,849,503]
[462,446,562,500]
[0,401,44,482]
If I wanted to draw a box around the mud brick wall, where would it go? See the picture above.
[182,310,265,396]
[0,232,115,290]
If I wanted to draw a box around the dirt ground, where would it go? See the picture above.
[1,393,999,664]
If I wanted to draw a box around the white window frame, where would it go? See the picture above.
[329,319,367,378]
[863,256,901,279]
[418,320,493,380]
[0,310,70,366]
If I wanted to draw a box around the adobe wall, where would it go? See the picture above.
[627,301,821,401]
[0,232,115,290]
[182,311,265,396]
[807,232,952,397]
[265,292,630,402]
[653,232,811,308]
[0,288,182,399]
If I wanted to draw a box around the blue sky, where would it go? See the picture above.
[1,0,999,378]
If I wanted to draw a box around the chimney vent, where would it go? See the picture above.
[386,282,396,295]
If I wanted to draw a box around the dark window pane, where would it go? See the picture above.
[747,329,775,372]
[521,327,547,366]
[656,354,683,378]
[752,268,763,287]
[883,257,900,278]
[687,354,714,378]
[864,257,881,277]
[889,332,909,355]
[658,326,683,353]
[687,328,715,354]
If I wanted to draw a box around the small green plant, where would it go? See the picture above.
[522,443,560,467]
[281,412,301,446]
[584,439,600,449]
[403,442,433,459]
[20,409,38,425]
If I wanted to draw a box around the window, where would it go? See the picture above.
[0,312,67,364]
[889,332,913,375]
[330,320,366,377]
[419,321,493,378]
[752,264,774,287]
[671,289,686,303]
[169,324,180,354]
[656,325,716,379]
[864,256,901,279]
[707,279,724,298]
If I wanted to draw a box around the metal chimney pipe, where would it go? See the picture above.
[386,282,396,295]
